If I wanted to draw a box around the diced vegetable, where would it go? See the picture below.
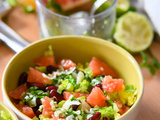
[44,45,54,56]
[35,66,47,73]
[125,85,135,93]
[75,79,90,93]
[98,106,118,119]
[22,86,49,107]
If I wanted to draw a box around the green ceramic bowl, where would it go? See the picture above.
[0,100,18,120]
[2,36,143,120]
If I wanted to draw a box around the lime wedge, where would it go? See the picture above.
[117,0,130,17]
[95,0,130,17]
[95,1,111,14]
[113,12,153,53]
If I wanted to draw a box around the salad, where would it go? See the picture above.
[0,110,12,120]
[8,46,137,120]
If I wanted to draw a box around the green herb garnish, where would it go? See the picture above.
[22,86,49,107]
[140,49,160,75]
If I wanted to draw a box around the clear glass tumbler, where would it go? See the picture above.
[36,0,117,40]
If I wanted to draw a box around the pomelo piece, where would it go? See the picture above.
[87,87,108,107]
[54,0,92,11]
[41,96,54,118]
[27,67,52,84]
[88,57,119,78]
[102,76,123,93]
[14,103,35,118]
[115,99,130,115]
[56,58,76,70]
[34,56,56,67]
[8,84,27,99]
[51,115,65,120]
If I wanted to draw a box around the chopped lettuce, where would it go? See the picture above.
[39,115,50,120]
[75,79,90,93]
[125,85,135,93]
[44,45,54,56]
[57,79,75,94]
[84,67,93,80]
[57,79,69,94]
[32,116,39,120]
[0,111,12,120]
[98,106,117,120]
[108,86,137,106]
[35,66,47,73]
[65,75,76,87]
[76,71,85,85]
[76,63,85,72]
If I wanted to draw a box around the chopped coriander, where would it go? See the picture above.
[22,86,49,107]
[90,75,103,86]
[140,49,160,75]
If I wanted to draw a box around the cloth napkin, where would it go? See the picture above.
[131,0,160,36]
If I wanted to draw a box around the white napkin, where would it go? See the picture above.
[143,0,160,35]
[132,0,160,35]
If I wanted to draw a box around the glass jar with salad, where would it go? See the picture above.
[35,0,117,39]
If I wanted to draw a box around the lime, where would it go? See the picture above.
[95,0,130,17]
[116,0,130,17]
[113,11,153,53]
[95,1,111,14]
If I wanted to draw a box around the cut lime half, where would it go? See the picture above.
[95,0,130,17]
[117,0,130,17]
[114,12,153,53]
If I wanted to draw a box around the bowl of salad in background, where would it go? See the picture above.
[0,100,18,120]
[2,36,143,120]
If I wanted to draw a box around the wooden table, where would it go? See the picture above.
[0,7,160,120]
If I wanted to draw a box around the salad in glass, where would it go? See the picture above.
[8,46,137,120]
